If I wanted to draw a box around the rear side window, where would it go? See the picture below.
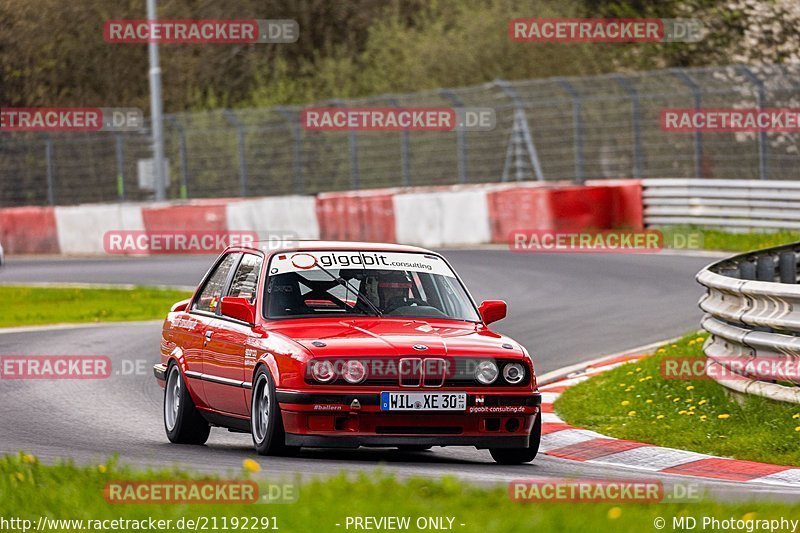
[193,253,240,313]
[227,254,263,304]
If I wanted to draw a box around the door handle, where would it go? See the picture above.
[205,331,214,340]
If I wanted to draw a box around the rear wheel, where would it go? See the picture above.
[164,363,211,445]
[489,414,541,465]
[251,367,299,456]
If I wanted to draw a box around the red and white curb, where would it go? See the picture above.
[540,351,800,488]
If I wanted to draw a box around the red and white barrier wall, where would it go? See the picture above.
[0,180,642,255]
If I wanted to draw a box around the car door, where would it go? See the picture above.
[188,252,241,408]
[202,253,263,417]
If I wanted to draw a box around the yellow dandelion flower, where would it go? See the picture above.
[242,459,261,473]
[671,344,677,348]
[700,415,707,421]
[689,340,696,345]
[657,348,666,354]
[628,411,636,416]
[741,512,757,522]
[696,337,705,343]
[98,464,108,473]
[645,399,653,404]
[627,371,634,376]
[795,426,800,432]
[686,385,695,391]
[793,413,800,419]
[21,454,35,464]
[636,367,642,372]
[718,414,730,419]
[607,507,622,520]
[673,398,681,402]
[679,410,687,415]
[698,400,707,406]
[656,415,665,419]
[621,400,630,406]
[686,398,694,403]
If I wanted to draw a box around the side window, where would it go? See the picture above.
[228,254,263,304]
[193,253,240,313]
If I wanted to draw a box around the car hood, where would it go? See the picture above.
[267,318,524,358]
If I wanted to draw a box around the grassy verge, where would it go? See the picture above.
[660,226,800,253]
[0,286,191,327]
[1,453,797,533]
[556,333,800,466]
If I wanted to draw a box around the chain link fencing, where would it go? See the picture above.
[2,63,800,207]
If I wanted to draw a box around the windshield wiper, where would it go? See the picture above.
[313,262,383,317]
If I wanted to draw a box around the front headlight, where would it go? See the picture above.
[503,363,525,384]
[310,360,336,383]
[342,360,367,384]
[475,360,499,385]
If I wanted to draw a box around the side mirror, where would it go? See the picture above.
[220,296,256,324]
[171,299,191,313]
[478,300,507,325]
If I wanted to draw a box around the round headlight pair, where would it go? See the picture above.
[310,360,367,384]
[474,360,526,385]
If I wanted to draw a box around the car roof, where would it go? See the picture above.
[236,240,436,256]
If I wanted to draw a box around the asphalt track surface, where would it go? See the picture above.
[2,250,796,499]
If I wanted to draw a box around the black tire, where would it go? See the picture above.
[488,414,541,465]
[398,445,432,452]
[163,362,211,445]
[251,366,299,456]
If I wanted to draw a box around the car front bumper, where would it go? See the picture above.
[278,390,541,449]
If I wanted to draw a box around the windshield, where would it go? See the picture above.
[264,250,480,321]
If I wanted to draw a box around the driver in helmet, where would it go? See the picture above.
[375,271,413,313]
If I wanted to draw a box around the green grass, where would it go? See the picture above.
[1,453,798,533]
[556,333,800,466]
[660,226,800,253]
[0,286,191,327]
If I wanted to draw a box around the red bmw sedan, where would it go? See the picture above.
[154,241,542,464]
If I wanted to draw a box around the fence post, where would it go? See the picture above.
[439,89,468,184]
[332,100,360,189]
[115,134,126,201]
[166,116,189,199]
[779,251,797,284]
[495,79,545,182]
[43,136,55,206]
[275,108,304,194]
[613,75,643,180]
[556,78,584,184]
[738,66,768,180]
[387,98,411,187]
[223,109,248,196]
[671,68,703,179]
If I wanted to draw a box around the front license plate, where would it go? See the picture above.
[380,392,467,411]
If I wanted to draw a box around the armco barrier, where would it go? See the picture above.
[488,179,643,242]
[55,204,145,255]
[643,178,800,230]
[697,242,800,403]
[0,206,59,254]
[227,196,319,239]
[0,180,643,255]
[316,190,397,243]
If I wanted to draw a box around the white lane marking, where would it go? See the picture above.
[746,469,800,486]
[591,446,711,471]
[540,392,560,404]
[540,429,605,453]
[541,412,564,424]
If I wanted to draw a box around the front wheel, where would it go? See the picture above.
[164,363,210,445]
[251,367,299,456]
[489,414,541,465]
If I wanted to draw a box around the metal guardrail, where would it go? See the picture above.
[644,179,800,230]
[697,243,800,403]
